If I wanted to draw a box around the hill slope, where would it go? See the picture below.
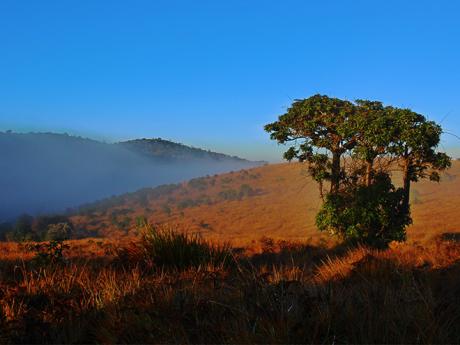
[69,161,460,245]
[0,132,262,221]
[118,138,260,163]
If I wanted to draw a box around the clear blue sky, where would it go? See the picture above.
[1,0,459,161]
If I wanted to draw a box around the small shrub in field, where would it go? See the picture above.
[219,189,239,201]
[188,177,208,190]
[25,240,70,265]
[138,223,232,270]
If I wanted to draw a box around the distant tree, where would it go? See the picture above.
[0,222,13,241]
[45,223,72,241]
[13,214,35,241]
[33,215,71,238]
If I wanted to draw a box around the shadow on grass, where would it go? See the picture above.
[2,241,460,344]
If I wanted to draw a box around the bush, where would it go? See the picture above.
[177,198,198,210]
[25,240,70,265]
[316,173,411,248]
[138,223,232,270]
[45,222,72,241]
[219,189,239,201]
[188,177,208,190]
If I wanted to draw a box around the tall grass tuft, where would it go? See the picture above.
[138,222,232,270]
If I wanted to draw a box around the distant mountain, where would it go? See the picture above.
[0,132,264,221]
[118,138,257,163]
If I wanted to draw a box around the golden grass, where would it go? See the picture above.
[70,161,460,246]
[1,234,460,343]
[2,162,459,343]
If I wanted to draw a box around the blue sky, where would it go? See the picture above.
[1,0,459,161]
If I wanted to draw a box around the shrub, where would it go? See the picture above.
[138,223,232,270]
[239,184,255,197]
[188,177,208,190]
[25,240,70,265]
[316,173,411,248]
[177,199,197,210]
[219,189,239,201]
[45,222,72,241]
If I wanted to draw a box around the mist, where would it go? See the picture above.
[0,132,261,222]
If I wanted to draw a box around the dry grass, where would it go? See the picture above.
[70,161,460,246]
[2,162,460,343]
[1,234,460,344]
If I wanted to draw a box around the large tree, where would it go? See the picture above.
[266,94,451,247]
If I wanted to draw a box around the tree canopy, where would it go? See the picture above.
[265,94,451,247]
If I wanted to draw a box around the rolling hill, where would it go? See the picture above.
[68,160,460,245]
[0,132,263,221]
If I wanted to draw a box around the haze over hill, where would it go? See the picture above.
[67,160,460,245]
[0,132,263,221]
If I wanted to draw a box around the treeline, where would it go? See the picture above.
[119,138,255,162]
[0,215,74,242]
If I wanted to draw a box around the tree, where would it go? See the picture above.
[388,108,451,214]
[351,100,397,186]
[265,94,451,247]
[45,222,72,241]
[32,215,71,239]
[12,214,35,241]
[264,94,357,195]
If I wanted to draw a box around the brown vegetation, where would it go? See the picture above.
[2,162,460,343]
[1,233,460,343]
[70,161,460,245]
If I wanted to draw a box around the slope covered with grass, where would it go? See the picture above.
[70,161,460,245]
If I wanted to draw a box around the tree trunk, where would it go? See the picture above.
[402,161,411,214]
[318,180,324,201]
[330,151,341,194]
[365,160,373,186]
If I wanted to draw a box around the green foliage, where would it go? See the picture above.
[177,198,199,210]
[25,240,70,265]
[136,216,147,227]
[139,223,232,270]
[33,215,71,234]
[219,189,240,201]
[14,214,35,241]
[45,222,72,241]
[265,94,451,248]
[188,177,208,190]
[218,185,257,201]
[316,173,410,248]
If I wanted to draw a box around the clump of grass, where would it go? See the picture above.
[138,223,232,270]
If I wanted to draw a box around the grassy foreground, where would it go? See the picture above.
[1,231,460,344]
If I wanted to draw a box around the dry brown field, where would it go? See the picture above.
[68,160,460,246]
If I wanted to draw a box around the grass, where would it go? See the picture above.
[1,232,460,343]
[68,161,460,245]
[2,162,460,343]
[119,223,233,270]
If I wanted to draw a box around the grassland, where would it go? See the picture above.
[1,161,460,343]
[71,160,460,245]
[1,233,460,343]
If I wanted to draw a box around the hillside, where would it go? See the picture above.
[69,160,460,245]
[118,138,260,163]
[0,132,262,221]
